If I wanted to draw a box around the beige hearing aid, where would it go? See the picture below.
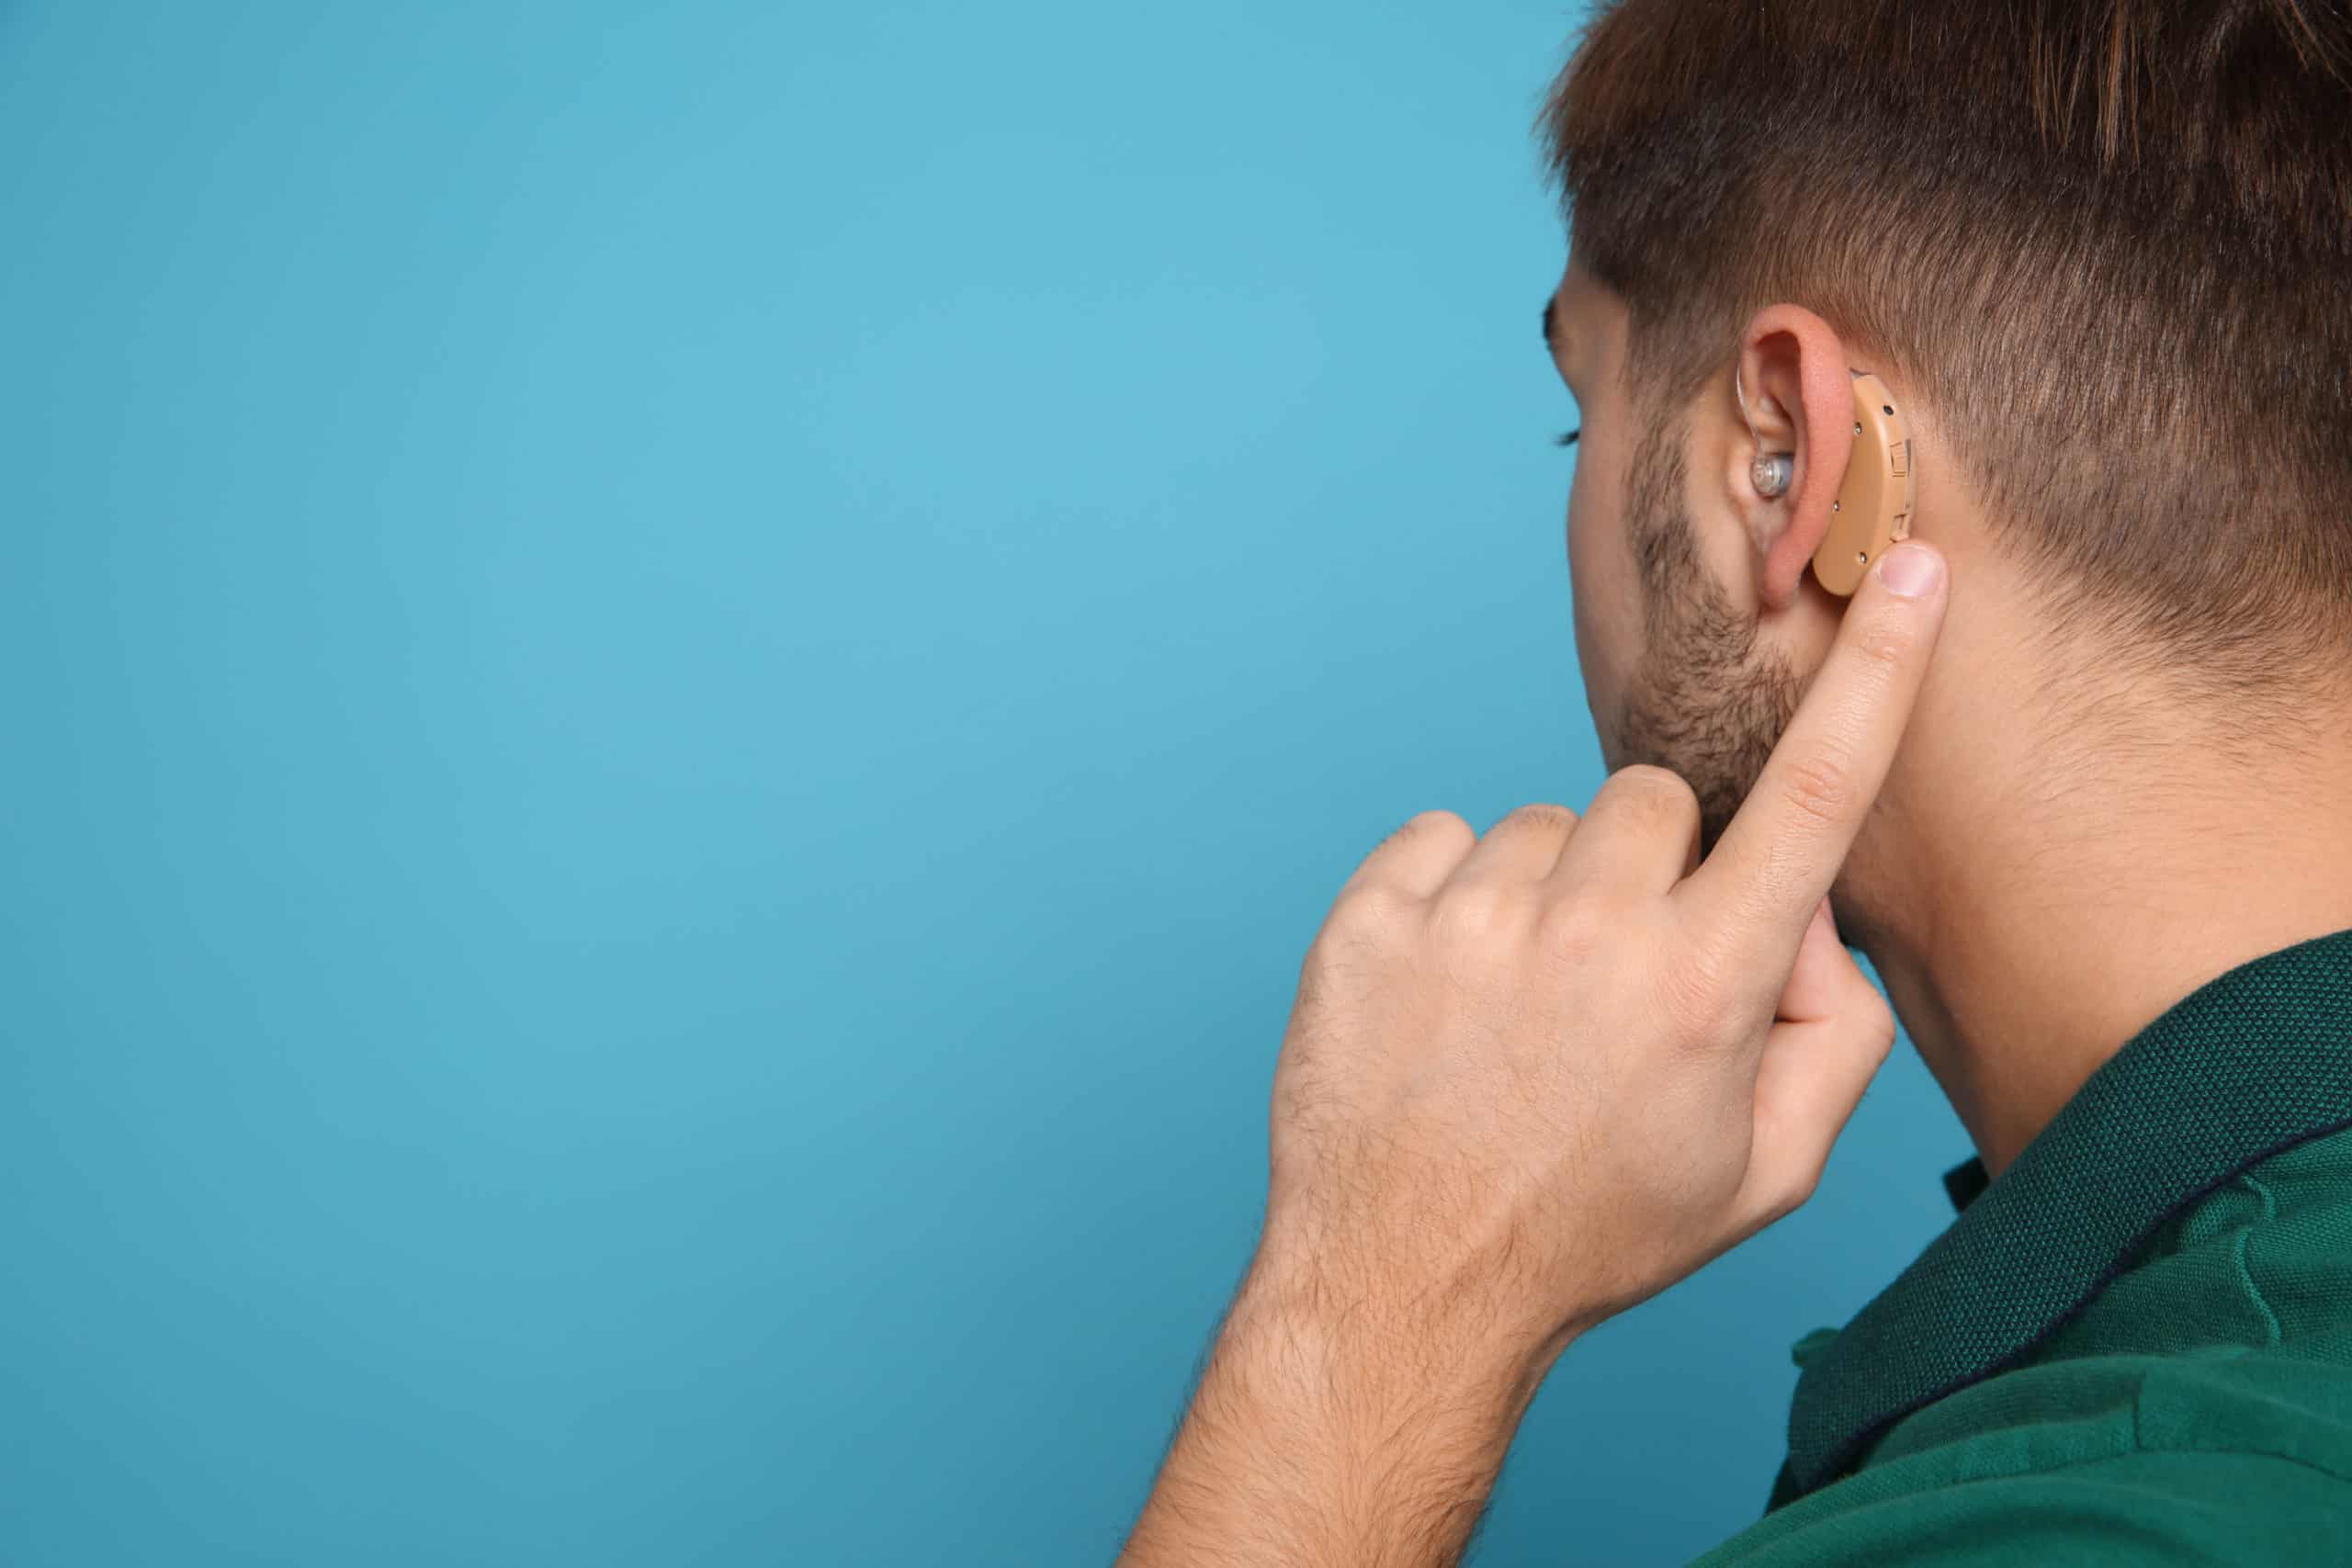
[1812,370,1915,596]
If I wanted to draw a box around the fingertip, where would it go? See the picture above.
[1872,540,1945,601]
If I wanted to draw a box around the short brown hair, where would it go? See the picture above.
[1542,0,2352,686]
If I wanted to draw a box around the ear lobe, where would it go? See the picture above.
[1740,307,1859,611]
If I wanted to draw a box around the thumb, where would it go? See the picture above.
[1739,898,1897,1223]
[1776,897,1853,1022]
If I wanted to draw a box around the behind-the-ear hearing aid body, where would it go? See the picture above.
[1813,371,1914,596]
[1739,367,1917,597]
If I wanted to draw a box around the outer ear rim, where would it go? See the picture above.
[1742,307,1859,611]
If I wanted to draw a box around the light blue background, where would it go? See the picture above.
[0,3,1967,1562]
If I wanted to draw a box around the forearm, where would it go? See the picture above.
[1118,1261,1557,1568]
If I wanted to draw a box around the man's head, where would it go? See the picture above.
[1540,0,2352,855]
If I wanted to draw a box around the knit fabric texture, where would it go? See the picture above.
[1771,926,2352,1506]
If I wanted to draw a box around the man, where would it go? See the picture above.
[1116,0,2352,1562]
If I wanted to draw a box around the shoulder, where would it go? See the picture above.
[1696,1444,2352,1564]
[1874,1347,2352,1471]
[1699,1353,2352,1565]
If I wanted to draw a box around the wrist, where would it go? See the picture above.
[1225,1246,1566,1433]
[1120,1248,1574,1567]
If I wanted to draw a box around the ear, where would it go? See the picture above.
[1734,305,1858,611]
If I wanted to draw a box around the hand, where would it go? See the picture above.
[1118,543,1949,1568]
[1250,540,1950,1371]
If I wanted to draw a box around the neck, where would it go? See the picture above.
[1839,615,2352,1181]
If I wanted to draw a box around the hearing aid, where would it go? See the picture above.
[1736,367,1917,597]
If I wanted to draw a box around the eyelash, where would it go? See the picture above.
[1555,427,1580,447]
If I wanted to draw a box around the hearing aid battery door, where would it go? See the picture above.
[1812,372,1917,596]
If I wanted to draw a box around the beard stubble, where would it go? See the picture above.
[1611,406,1804,857]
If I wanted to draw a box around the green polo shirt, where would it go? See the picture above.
[1694,928,2352,1564]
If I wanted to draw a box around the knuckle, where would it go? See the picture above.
[1392,808,1475,851]
[1612,762,1696,804]
[1606,764,1701,832]
[1329,882,1417,934]
[1496,802,1578,838]
[1855,599,1929,669]
[1854,614,1914,671]
[1779,751,1856,830]
[1430,881,1521,943]
[1538,894,1611,961]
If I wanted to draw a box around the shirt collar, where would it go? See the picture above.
[1770,926,2352,1507]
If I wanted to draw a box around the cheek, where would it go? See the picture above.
[1566,456,1643,724]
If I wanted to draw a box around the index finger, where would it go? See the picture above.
[1678,540,1949,959]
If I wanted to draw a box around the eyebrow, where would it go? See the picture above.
[1542,293,1560,355]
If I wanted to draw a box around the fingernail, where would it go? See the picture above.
[1876,541,1944,599]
